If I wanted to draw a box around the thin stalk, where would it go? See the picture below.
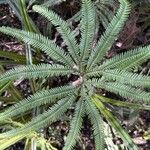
[0,50,38,64]
[25,44,37,93]
[18,0,37,32]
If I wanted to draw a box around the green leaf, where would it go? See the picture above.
[33,5,79,64]
[94,82,150,104]
[85,98,104,150]
[0,81,11,95]
[0,64,74,83]
[63,98,85,150]
[102,69,150,88]
[0,60,25,65]
[87,0,131,70]
[79,0,96,67]
[102,45,150,70]
[0,27,74,67]
[0,134,27,150]
[92,96,138,150]
[0,50,37,64]
[0,85,75,121]
[18,0,38,32]
[0,96,75,138]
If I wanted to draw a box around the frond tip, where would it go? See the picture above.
[79,0,95,63]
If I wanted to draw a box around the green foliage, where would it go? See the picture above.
[0,119,56,150]
[0,86,75,121]
[0,0,150,149]
[93,97,138,150]
[69,0,117,29]
[101,45,150,70]
[0,64,74,83]
[0,96,75,138]
[85,98,104,150]
[63,98,85,150]
[87,0,131,69]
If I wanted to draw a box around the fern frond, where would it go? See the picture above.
[0,85,75,122]
[96,8,109,29]
[85,98,104,150]
[95,82,150,104]
[68,0,116,29]
[102,45,150,70]
[92,97,138,150]
[101,69,150,88]
[87,0,131,70]
[33,5,79,64]
[87,67,150,88]
[0,64,74,83]
[0,27,74,67]
[79,0,95,68]
[0,96,75,138]
[63,98,85,150]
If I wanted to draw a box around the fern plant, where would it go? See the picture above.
[0,0,150,149]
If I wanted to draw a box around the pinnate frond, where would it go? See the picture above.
[0,64,74,83]
[0,85,75,122]
[0,27,74,67]
[33,5,79,64]
[63,98,85,150]
[87,0,131,69]
[95,82,150,104]
[97,6,113,28]
[79,0,96,65]
[0,96,75,138]
[87,68,150,88]
[85,98,104,150]
[102,45,150,70]
[102,69,150,88]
